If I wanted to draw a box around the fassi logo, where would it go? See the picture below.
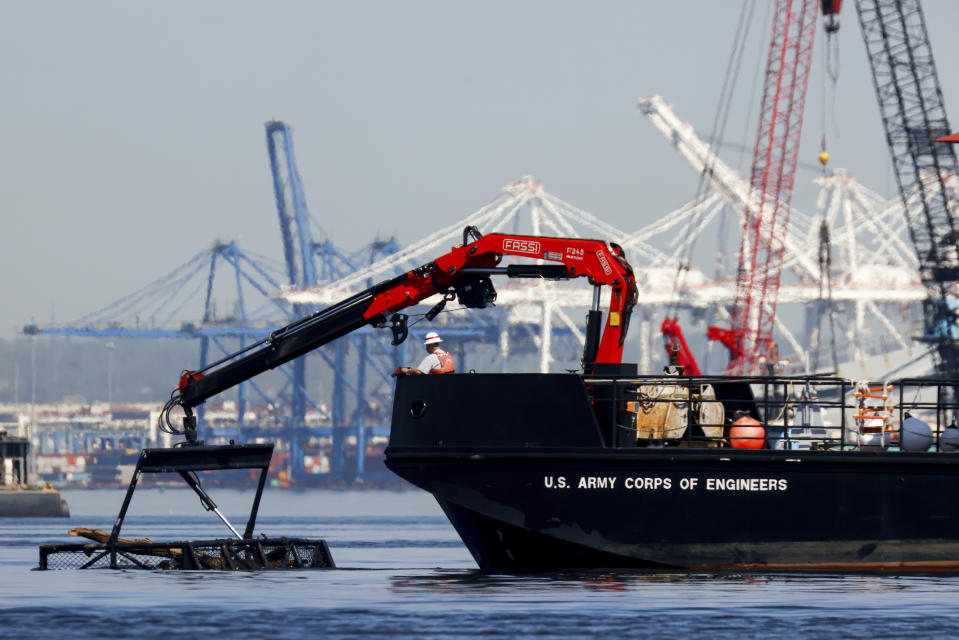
[503,239,541,255]
[596,250,613,275]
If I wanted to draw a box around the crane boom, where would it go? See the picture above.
[717,0,820,374]
[854,0,959,376]
[164,228,637,441]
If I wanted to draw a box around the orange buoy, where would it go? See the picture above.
[729,413,765,449]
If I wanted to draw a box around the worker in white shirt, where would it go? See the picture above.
[396,332,455,375]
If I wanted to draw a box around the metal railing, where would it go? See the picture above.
[585,374,959,452]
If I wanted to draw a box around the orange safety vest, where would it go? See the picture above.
[430,348,455,374]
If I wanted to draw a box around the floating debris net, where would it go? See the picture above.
[39,528,334,570]
[38,442,334,571]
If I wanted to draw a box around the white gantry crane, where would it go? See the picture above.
[635,94,927,376]
[279,96,928,377]
[283,176,664,373]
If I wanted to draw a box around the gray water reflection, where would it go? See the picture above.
[1,489,957,638]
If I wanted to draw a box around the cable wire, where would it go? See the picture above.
[667,0,758,318]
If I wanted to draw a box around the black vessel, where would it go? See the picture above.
[154,225,959,571]
[385,371,959,571]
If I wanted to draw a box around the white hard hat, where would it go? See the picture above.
[424,331,442,345]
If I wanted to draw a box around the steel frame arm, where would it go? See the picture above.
[174,230,637,411]
[855,0,959,376]
[638,95,821,280]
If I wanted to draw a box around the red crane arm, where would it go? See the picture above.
[363,233,636,363]
[173,228,637,419]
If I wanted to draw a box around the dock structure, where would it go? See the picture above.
[0,430,69,517]
[0,431,29,487]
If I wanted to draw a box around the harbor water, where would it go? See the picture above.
[2,487,959,638]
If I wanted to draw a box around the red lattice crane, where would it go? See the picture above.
[705,0,828,374]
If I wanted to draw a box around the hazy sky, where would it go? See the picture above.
[2,0,958,338]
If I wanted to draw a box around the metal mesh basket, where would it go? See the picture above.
[38,538,334,571]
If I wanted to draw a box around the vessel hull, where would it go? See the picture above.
[387,450,959,571]
[386,373,959,571]
[0,490,70,517]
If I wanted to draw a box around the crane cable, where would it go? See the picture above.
[814,7,841,373]
[666,0,759,320]
[813,220,839,373]
[819,9,841,170]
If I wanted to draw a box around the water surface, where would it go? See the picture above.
[1,488,957,638]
